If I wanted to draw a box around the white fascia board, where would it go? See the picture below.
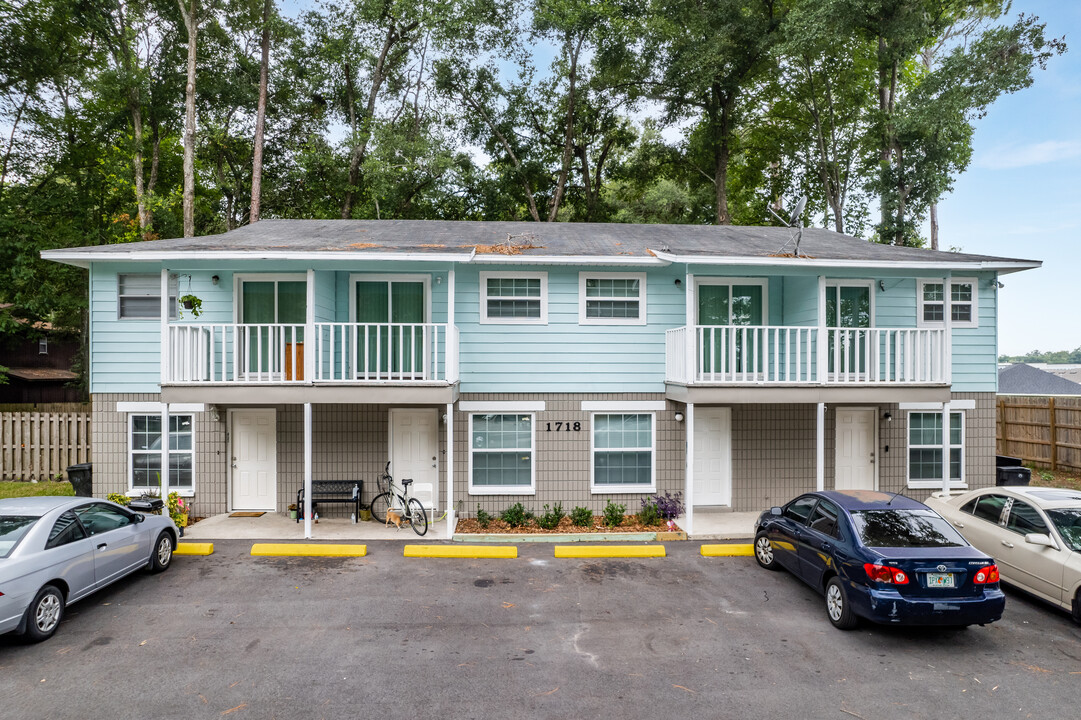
[898,400,975,410]
[470,254,668,266]
[581,400,667,411]
[459,401,546,412]
[41,250,476,265]
[651,250,1040,274]
[116,402,206,413]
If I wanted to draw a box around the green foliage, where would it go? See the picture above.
[1000,348,1081,364]
[602,499,625,528]
[536,503,565,530]
[107,493,131,506]
[570,505,593,527]
[637,500,662,526]
[0,481,75,499]
[476,504,492,528]
[500,502,533,528]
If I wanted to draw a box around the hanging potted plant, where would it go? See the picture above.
[178,294,202,318]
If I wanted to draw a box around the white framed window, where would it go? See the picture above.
[579,272,646,325]
[468,413,535,494]
[129,414,194,494]
[118,274,177,320]
[479,272,547,324]
[906,411,965,489]
[591,413,655,493]
[918,279,977,328]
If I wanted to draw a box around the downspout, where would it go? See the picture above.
[942,273,952,494]
[160,269,170,501]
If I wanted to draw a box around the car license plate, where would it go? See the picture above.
[926,572,955,588]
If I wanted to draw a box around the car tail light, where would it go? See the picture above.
[864,563,909,585]
[972,565,1000,584]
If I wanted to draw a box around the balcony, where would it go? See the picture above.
[665,326,949,386]
[165,322,459,385]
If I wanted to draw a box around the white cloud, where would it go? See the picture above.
[976,139,1081,169]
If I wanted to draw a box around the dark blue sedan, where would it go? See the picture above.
[754,490,1006,630]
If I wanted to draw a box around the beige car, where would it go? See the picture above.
[926,486,1081,623]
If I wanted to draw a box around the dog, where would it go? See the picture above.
[385,509,403,529]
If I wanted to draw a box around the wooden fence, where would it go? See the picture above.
[997,395,1081,474]
[1,404,92,481]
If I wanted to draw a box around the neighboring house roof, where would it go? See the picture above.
[4,368,79,382]
[41,219,1040,272]
[998,364,1081,396]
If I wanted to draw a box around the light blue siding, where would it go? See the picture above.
[951,273,997,392]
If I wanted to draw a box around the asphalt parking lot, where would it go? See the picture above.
[2,540,1079,720]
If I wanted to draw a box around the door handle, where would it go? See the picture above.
[97,543,107,550]
[1001,540,1014,548]
[821,542,832,551]
[952,521,965,529]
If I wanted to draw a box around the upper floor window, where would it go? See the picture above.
[918,279,977,328]
[579,273,646,325]
[118,274,177,320]
[480,272,547,324]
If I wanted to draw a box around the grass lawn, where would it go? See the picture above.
[1029,468,1081,492]
[0,481,76,499]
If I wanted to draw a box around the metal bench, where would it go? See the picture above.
[296,480,362,523]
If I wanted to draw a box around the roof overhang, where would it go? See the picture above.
[651,250,1041,274]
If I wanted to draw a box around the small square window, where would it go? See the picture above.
[579,273,646,325]
[480,273,547,324]
[918,279,976,328]
[118,274,178,320]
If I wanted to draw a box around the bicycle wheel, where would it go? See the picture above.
[369,492,391,524]
[407,497,428,536]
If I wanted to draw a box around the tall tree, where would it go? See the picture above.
[249,0,272,222]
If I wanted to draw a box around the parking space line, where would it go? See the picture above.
[404,545,518,559]
[174,542,214,556]
[700,544,754,557]
[250,543,368,557]
[554,545,666,558]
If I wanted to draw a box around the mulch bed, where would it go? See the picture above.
[455,515,673,534]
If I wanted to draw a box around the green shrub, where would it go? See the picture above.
[637,499,662,526]
[500,502,533,528]
[602,499,626,528]
[570,506,593,527]
[107,493,131,506]
[476,505,492,528]
[537,503,565,530]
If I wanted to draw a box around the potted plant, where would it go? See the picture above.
[288,503,298,520]
[167,492,189,528]
[178,294,202,318]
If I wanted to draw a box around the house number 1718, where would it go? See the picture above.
[546,422,581,432]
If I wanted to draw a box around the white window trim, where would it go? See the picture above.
[692,277,769,326]
[906,410,966,490]
[127,413,196,497]
[479,271,548,325]
[467,412,536,495]
[347,273,433,323]
[578,272,647,326]
[590,411,657,494]
[917,278,978,329]
[117,273,178,321]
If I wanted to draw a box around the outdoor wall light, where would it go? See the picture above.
[674,412,685,422]
[441,413,448,423]
[883,411,892,422]
[436,275,443,284]
[211,275,220,285]
[674,278,682,288]
[878,279,886,292]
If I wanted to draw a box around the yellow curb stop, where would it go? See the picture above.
[404,545,517,559]
[250,543,368,557]
[554,545,666,559]
[174,542,214,556]
[700,544,754,557]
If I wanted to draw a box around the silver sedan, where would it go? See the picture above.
[926,486,1081,623]
[1,496,178,642]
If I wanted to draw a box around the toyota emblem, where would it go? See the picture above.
[937,564,947,572]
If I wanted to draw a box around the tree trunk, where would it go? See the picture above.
[250,0,272,224]
[0,90,29,202]
[929,203,939,250]
[548,34,583,222]
[178,0,198,237]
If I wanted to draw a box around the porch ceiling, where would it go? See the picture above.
[665,383,951,405]
[161,383,460,405]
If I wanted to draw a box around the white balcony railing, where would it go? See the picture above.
[166,323,457,385]
[665,326,948,386]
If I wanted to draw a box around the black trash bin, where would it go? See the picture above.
[996,455,1024,468]
[67,463,93,497]
[996,465,1031,486]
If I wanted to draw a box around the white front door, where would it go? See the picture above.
[835,408,876,491]
[231,409,277,511]
[694,407,732,506]
[390,409,439,510]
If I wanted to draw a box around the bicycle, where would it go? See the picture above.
[368,461,428,536]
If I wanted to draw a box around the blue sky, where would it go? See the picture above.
[280,1,1075,355]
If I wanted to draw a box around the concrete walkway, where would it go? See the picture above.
[183,509,759,541]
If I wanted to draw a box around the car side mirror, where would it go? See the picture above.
[132,513,145,523]
[770,507,782,516]
[1024,532,1056,549]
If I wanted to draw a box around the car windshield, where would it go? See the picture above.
[0,515,39,558]
[1045,509,1081,553]
[850,508,967,548]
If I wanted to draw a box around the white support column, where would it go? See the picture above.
[445,402,455,540]
[305,269,315,381]
[817,276,827,383]
[160,269,170,385]
[447,268,457,382]
[160,402,171,500]
[941,401,951,495]
[447,268,455,327]
[684,272,695,382]
[303,402,313,539]
[816,402,825,491]
[684,403,694,537]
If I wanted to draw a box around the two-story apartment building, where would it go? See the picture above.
[42,220,1039,538]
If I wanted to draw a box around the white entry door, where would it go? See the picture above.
[390,409,439,510]
[231,409,277,511]
[835,408,876,491]
[694,407,733,506]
